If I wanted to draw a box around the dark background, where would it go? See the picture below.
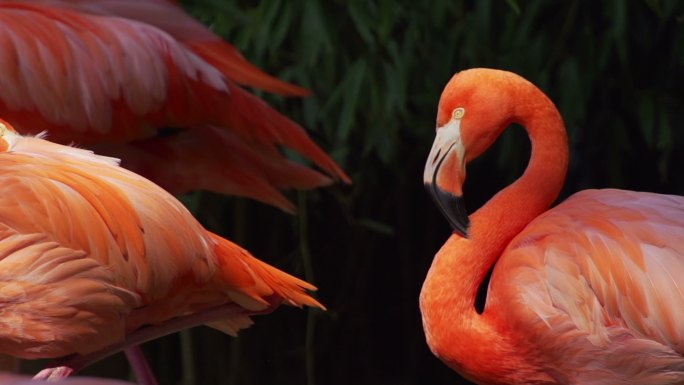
[29,1,684,384]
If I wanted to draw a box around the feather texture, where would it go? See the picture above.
[0,122,321,359]
[492,189,684,384]
[0,1,349,211]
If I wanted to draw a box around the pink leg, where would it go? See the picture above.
[33,301,278,381]
[125,346,158,385]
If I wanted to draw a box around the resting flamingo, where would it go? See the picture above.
[0,120,322,381]
[421,68,684,385]
[0,1,349,212]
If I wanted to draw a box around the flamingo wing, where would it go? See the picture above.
[489,189,684,384]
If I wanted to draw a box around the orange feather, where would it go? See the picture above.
[422,68,684,385]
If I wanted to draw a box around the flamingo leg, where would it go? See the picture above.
[33,302,278,381]
[124,346,158,385]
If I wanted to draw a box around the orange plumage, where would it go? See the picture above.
[0,120,320,370]
[0,0,349,212]
[422,68,684,385]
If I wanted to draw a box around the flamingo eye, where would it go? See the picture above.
[452,108,465,120]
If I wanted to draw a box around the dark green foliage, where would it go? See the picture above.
[53,1,684,384]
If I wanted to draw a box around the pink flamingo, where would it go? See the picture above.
[422,68,684,384]
[0,121,322,383]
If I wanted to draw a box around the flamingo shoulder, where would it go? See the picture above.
[487,189,684,384]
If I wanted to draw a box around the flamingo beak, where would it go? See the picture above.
[424,118,469,237]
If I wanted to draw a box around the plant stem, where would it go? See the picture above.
[298,192,317,385]
[227,198,247,385]
[179,330,196,385]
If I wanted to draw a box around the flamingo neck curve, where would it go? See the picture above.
[420,81,569,384]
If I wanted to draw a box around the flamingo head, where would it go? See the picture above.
[424,68,518,237]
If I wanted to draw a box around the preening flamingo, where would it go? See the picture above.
[0,121,322,380]
[421,68,684,385]
[0,0,349,212]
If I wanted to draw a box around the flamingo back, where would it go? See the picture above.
[489,189,684,384]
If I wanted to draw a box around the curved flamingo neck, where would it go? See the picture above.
[420,82,568,384]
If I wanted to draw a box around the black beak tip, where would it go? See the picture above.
[425,183,470,238]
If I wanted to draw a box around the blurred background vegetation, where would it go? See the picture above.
[43,0,684,384]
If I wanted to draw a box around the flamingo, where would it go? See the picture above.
[421,68,684,385]
[0,1,349,212]
[0,120,322,381]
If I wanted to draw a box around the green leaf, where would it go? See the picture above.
[505,0,521,15]
[348,0,375,45]
[337,60,367,141]
[354,218,395,236]
[639,95,656,148]
[299,0,333,66]
[269,2,293,54]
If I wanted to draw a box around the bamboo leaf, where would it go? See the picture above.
[506,0,521,15]
[349,0,375,45]
[355,218,395,236]
[337,60,367,141]
[269,2,293,54]
[639,95,656,147]
[299,0,333,65]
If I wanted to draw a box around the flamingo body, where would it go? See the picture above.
[0,121,320,360]
[421,68,684,385]
[494,189,684,384]
[0,1,348,211]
